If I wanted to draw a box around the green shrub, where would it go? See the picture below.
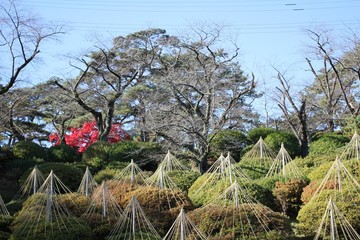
[0,179,19,203]
[3,158,43,179]
[309,132,349,156]
[48,144,79,162]
[82,141,112,169]
[5,200,22,215]
[188,174,275,209]
[265,131,301,157]
[116,185,193,236]
[188,204,293,239]
[0,146,14,161]
[307,159,360,182]
[296,188,360,238]
[291,153,337,177]
[167,170,200,193]
[12,141,47,160]
[209,130,247,161]
[57,193,90,217]
[247,127,276,144]
[93,168,122,183]
[10,215,92,240]
[0,215,13,239]
[236,159,273,180]
[10,193,93,240]
[255,176,285,191]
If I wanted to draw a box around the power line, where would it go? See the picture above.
[21,1,360,13]
[23,0,359,6]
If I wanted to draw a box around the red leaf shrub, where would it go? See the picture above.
[49,121,131,152]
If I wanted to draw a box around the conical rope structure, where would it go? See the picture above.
[158,150,191,172]
[114,159,151,185]
[12,165,45,201]
[78,166,98,197]
[189,180,288,239]
[241,136,276,165]
[238,137,276,179]
[146,164,190,209]
[11,170,85,239]
[314,198,360,240]
[307,157,360,204]
[83,180,123,220]
[107,195,162,240]
[266,143,304,181]
[340,131,360,161]
[0,194,10,218]
[163,208,207,240]
[189,153,251,205]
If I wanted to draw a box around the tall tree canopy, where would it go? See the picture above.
[54,29,169,142]
[136,26,258,172]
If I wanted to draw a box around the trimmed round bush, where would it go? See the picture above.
[57,193,90,217]
[10,215,92,240]
[307,159,360,182]
[93,168,123,183]
[272,178,308,218]
[48,144,79,162]
[265,131,301,157]
[247,127,276,144]
[291,153,337,177]
[209,130,247,161]
[82,141,112,169]
[12,141,47,160]
[309,132,349,156]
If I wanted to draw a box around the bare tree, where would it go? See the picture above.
[305,56,343,132]
[0,0,63,94]
[306,29,360,125]
[275,70,309,157]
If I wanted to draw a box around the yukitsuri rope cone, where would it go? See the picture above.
[107,195,162,240]
[12,165,44,201]
[163,208,207,240]
[306,157,360,204]
[238,137,276,179]
[266,143,304,181]
[189,152,251,206]
[10,170,86,239]
[78,166,98,197]
[340,131,360,161]
[297,157,360,238]
[189,179,291,239]
[158,150,191,172]
[314,198,360,240]
[0,194,10,218]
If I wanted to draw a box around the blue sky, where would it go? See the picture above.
[19,0,360,117]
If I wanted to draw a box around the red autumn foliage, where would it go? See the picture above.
[49,121,131,152]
